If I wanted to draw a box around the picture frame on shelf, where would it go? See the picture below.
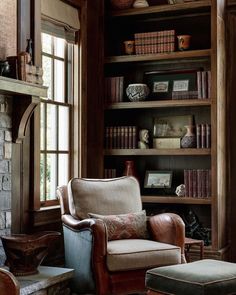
[153,114,194,138]
[144,170,173,188]
[144,69,200,100]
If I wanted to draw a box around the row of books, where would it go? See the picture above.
[104,169,117,178]
[184,169,211,198]
[104,126,137,149]
[196,124,211,148]
[134,30,175,55]
[197,70,211,99]
[104,76,124,103]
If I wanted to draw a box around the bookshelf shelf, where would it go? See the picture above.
[105,99,211,110]
[141,195,212,205]
[110,1,211,17]
[104,148,211,156]
[105,49,211,64]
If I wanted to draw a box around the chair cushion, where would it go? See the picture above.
[68,177,142,219]
[88,210,148,241]
[106,239,181,272]
[146,259,236,295]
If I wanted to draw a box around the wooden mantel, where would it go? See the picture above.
[0,76,47,143]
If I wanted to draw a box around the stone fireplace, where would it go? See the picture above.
[0,95,12,265]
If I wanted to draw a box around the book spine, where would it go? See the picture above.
[207,169,211,197]
[201,169,207,198]
[184,169,189,197]
[188,169,193,198]
[192,169,197,198]
[207,70,211,99]
[201,124,206,148]
[196,124,201,148]
[197,169,202,198]
[113,126,117,148]
[128,126,133,149]
[201,71,207,99]
[124,127,129,149]
[120,126,125,149]
[206,124,211,148]
[132,126,137,149]
[119,76,124,102]
[197,71,202,99]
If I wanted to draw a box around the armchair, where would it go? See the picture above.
[57,176,186,295]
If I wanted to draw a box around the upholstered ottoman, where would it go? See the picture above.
[146,259,236,295]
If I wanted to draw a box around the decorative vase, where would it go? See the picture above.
[126,83,150,101]
[123,160,138,180]
[1,231,61,276]
[177,35,191,51]
[181,125,196,148]
[133,0,149,8]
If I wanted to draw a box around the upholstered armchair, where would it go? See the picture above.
[0,267,20,295]
[57,176,186,295]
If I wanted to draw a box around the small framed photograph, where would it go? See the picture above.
[144,170,173,189]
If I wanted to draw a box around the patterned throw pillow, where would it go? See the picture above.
[88,210,148,241]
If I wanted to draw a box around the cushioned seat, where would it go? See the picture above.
[107,239,181,271]
[146,259,236,295]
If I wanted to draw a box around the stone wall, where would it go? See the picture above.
[0,0,16,266]
[0,96,12,265]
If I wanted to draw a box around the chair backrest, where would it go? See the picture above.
[67,176,142,219]
[0,268,20,295]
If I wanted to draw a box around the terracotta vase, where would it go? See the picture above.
[181,125,196,148]
[123,160,138,180]
[1,231,61,276]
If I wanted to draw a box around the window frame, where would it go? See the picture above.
[39,32,75,207]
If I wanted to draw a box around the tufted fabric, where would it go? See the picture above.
[68,176,142,219]
[106,239,181,272]
[146,259,236,295]
[88,210,148,240]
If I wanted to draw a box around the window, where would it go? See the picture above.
[40,32,74,205]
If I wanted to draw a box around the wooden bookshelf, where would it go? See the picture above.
[141,195,212,205]
[105,49,211,64]
[110,1,211,17]
[105,99,211,110]
[101,0,228,259]
[104,148,211,156]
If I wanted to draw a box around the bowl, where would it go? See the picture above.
[110,0,134,9]
[126,83,150,101]
[1,231,61,276]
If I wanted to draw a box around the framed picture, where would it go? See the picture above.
[144,170,173,189]
[144,69,200,100]
[153,114,194,138]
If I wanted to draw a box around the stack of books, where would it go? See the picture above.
[104,169,117,178]
[134,30,175,55]
[104,126,137,149]
[196,123,211,148]
[197,70,211,99]
[184,169,211,198]
[104,76,124,103]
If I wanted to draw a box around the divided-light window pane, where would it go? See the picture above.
[55,37,65,58]
[40,154,45,202]
[54,60,65,102]
[42,56,52,99]
[42,33,52,54]
[58,154,69,187]
[40,103,45,150]
[46,104,57,150]
[46,154,57,200]
[58,106,69,150]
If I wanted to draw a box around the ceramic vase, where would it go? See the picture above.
[181,125,196,148]
[123,160,139,181]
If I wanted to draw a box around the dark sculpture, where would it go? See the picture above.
[182,209,211,246]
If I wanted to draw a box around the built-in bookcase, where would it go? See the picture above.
[101,0,228,260]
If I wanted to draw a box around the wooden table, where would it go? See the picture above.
[18,266,74,295]
[185,237,204,262]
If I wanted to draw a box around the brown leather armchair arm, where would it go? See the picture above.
[149,213,186,263]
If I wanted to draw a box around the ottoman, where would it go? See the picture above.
[145,259,236,295]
